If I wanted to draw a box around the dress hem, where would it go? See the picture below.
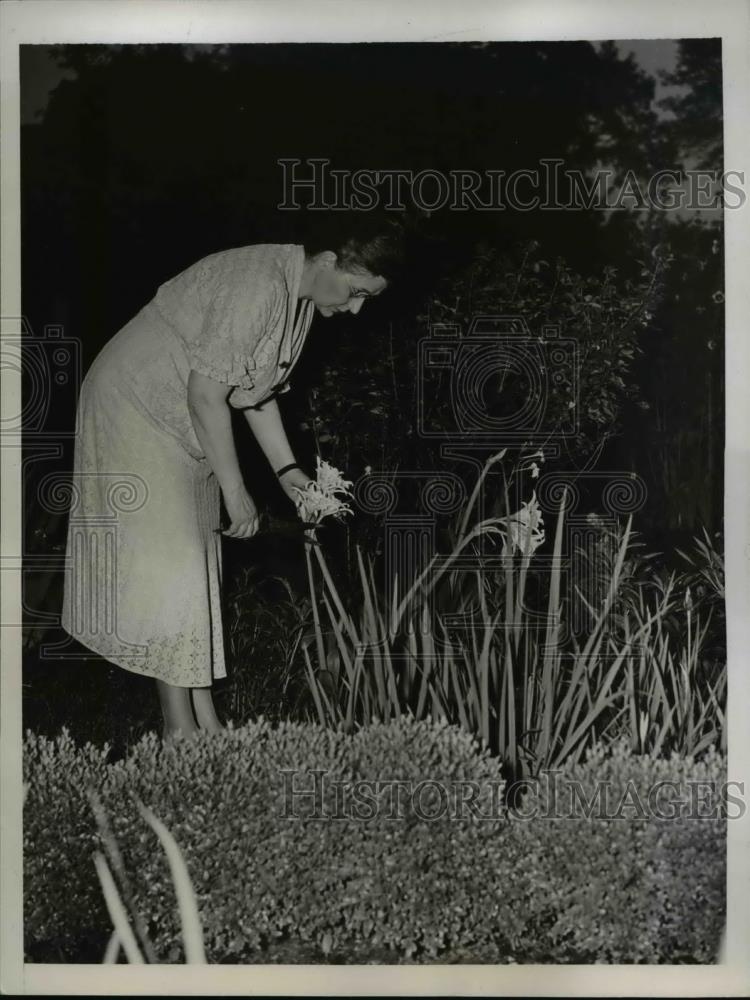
[60,624,226,688]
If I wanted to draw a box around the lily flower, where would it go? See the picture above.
[291,456,354,525]
[502,491,545,557]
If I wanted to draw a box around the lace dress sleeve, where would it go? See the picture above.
[187,259,281,391]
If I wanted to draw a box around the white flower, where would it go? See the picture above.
[502,492,545,557]
[314,455,354,496]
[519,453,542,479]
[291,456,354,525]
[293,488,352,524]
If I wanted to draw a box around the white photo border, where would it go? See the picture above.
[2,1,748,995]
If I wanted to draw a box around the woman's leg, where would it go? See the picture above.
[190,687,224,734]
[156,680,199,738]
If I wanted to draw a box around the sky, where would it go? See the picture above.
[612,38,687,114]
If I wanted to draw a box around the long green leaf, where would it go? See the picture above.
[93,853,144,964]
[137,802,207,964]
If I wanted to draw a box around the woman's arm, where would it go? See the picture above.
[187,370,259,537]
[187,370,243,491]
[242,397,313,500]
[241,396,296,472]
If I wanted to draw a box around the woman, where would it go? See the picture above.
[61,232,399,738]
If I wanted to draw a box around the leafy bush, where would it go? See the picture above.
[514,740,728,963]
[24,720,725,964]
[22,732,113,956]
[303,239,669,491]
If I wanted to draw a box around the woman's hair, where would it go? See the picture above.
[305,215,412,284]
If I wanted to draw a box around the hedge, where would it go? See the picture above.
[509,740,728,962]
[23,718,726,963]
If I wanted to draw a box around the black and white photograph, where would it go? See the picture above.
[2,0,749,994]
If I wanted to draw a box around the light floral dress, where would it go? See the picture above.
[60,244,315,687]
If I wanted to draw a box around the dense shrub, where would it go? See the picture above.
[23,733,114,957]
[24,720,726,964]
[513,740,728,962]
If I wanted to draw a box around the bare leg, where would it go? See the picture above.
[190,687,224,734]
[156,680,199,739]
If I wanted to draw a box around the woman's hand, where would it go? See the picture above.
[221,482,260,539]
[278,467,314,518]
